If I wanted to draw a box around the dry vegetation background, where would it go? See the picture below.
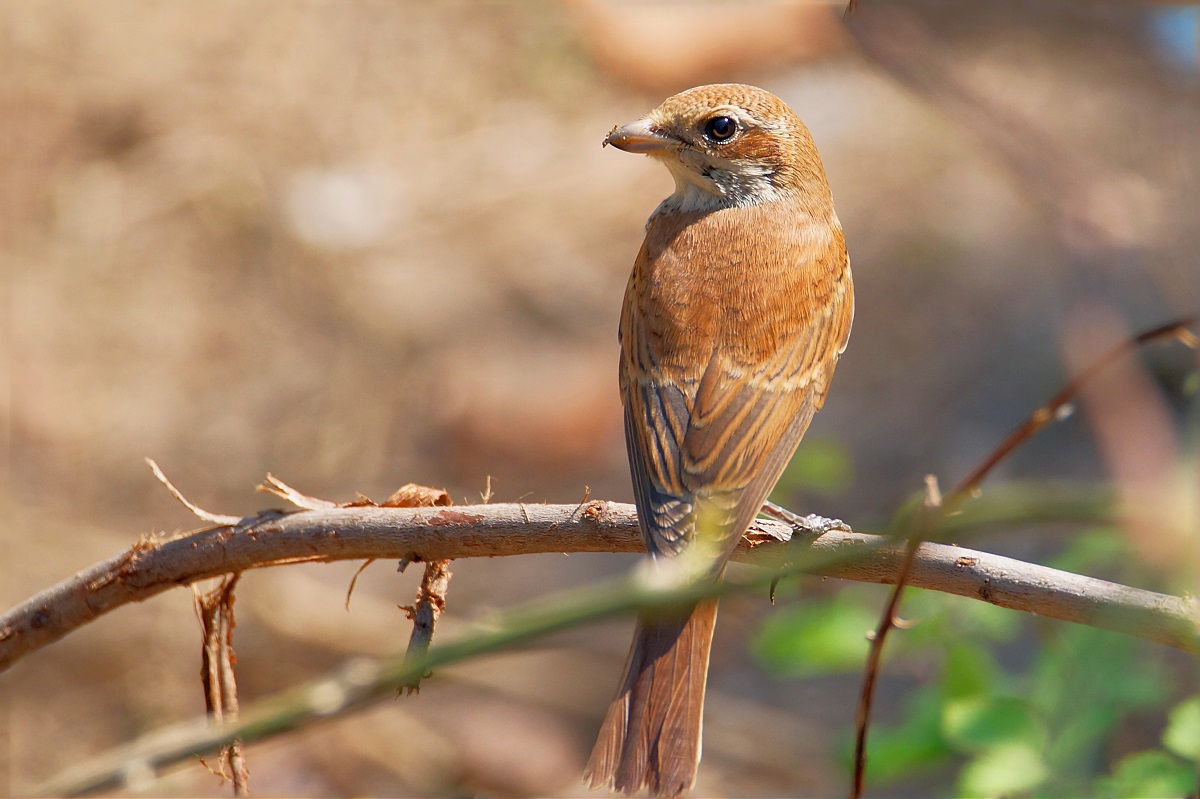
[1,2,1197,796]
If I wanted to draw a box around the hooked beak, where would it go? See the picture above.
[603,119,677,154]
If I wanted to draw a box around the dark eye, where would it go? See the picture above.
[702,115,738,143]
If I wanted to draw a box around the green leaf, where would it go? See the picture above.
[1183,369,1199,396]
[1032,625,1166,725]
[1044,704,1117,773]
[1029,624,1171,792]
[773,437,853,498]
[1164,695,1200,760]
[850,688,953,785]
[941,643,997,700]
[753,594,877,675]
[957,742,1047,797]
[942,696,1042,754]
[1094,750,1197,798]
[950,592,1022,642]
[886,589,1018,658]
[1045,529,1126,574]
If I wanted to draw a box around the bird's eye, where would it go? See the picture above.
[702,116,738,143]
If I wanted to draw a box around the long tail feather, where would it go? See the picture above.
[585,599,720,797]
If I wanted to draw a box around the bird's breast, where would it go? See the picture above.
[624,201,845,377]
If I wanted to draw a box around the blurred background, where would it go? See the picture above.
[2,1,1197,796]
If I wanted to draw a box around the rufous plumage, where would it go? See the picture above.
[586,83,854,796]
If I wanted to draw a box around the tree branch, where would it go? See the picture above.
[2,490,1196,677]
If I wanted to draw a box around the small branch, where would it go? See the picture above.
[1,488,1196,679]
[258,473,336,510]
[29,515,1200,797]
[148,458,240,526]
[399,560,453,694]
[373,479,458,693]
[35,568,697,797]
[951,318,1195,498]
[194,575,247,796]
[852,475,941,799]
[848,316,1196,797]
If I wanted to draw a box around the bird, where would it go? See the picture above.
[585,84,854,796]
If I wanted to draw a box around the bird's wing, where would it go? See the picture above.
[622,244,853,563]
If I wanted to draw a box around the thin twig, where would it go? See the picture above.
[570,485,592,519]
[851,476,940,799]
[344,560,375,611]
[147,459,240,526]
[195,575,247,796]
[375,482,457,687]
[848,316,1195,798]
[952,318,1196,499]
[399,560,453,695]
[257,474,336,510]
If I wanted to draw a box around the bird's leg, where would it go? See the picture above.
[761,499,851,537]
[761,500,851,603]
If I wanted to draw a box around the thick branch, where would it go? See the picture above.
[2,498,1196,674]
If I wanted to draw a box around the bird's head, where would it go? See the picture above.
[604,83,831,212]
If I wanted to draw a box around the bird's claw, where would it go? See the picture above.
[760,500,851,539]
[762,505,850,604]
[792,513,851,536]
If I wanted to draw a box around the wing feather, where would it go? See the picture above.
[621,214,853,562]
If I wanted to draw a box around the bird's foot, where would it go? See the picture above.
[761,500,851,538]
[762,501,851,604]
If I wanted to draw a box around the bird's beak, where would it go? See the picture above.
[603,119,677,154]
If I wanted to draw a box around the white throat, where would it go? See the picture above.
[654,152,783,215]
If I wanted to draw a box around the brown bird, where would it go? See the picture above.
[586,84,854,796]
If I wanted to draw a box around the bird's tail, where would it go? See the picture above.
[584,598,720,797]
